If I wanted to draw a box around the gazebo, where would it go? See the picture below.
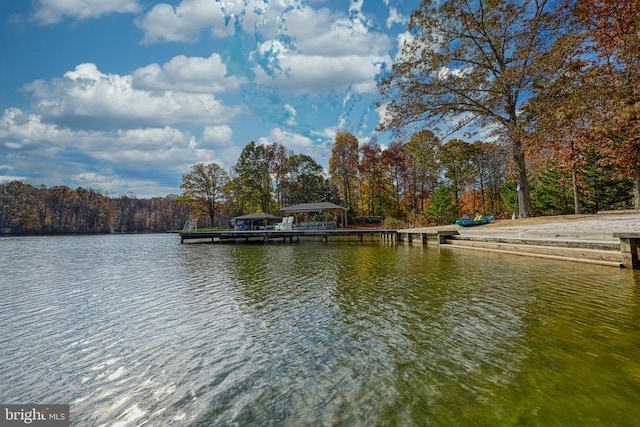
[232,212,282,230]
[280,202,348,229]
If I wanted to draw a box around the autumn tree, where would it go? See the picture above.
[524,59,594,215]
[378,0,575,218]
[471,141,508,214]
[180,162,229,227]
[358,141,393,218]
[403,130,440,216]
[381,141,406,218]
[1,180,36,232]
[220,171,246,219]
[439,139,475,205]
[571,0,640,209]
[329,131,360,212]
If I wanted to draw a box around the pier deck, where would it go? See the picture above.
[180,228,397,244]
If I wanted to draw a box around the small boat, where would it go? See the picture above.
[455,215,494,227]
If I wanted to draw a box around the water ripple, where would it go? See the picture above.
[1,236,640,425]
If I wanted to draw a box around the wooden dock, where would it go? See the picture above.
[180,228,398,244]
[180,226,637,269]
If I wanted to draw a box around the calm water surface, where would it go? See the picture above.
[1,234,639,426]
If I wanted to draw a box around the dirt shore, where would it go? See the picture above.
[410,211,640,241]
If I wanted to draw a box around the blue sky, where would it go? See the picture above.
[0,0,414,197]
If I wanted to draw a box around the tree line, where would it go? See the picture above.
[180,130,633,228]
[0,181,191,234]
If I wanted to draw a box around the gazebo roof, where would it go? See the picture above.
[280,202,347,213]
[232,212,282,221]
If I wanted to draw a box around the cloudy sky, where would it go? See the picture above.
[0,0,415,197]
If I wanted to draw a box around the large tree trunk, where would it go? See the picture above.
[634,166,640,210]
[572,168,581,215]
[512,138,533,218]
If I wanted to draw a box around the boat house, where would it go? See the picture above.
[232,212,282,230]
[280,202,348,229]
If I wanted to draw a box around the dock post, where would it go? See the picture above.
[621,238,638,269]
[437,231,459,244]
[617,236,639,268]
[613,233,640,269]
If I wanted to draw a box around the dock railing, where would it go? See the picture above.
[183,219,198,233]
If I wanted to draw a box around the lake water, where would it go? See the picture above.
[1,234,640,426]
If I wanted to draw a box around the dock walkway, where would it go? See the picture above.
[180,228,397,244]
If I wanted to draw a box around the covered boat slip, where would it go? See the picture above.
[230,202,348,231]
[280,202,349,229]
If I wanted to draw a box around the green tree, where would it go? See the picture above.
[427,185,459,225]
[233,142,273,213]
[280,154,327,206]
[180,162,229,227]
[530,167,574,216]
[378,0,575,218]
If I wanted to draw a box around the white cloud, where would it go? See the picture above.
[258,128,312,151]
[202,125,233,148]
[74,172,178,198]
[375,103,390,130]
[284,104,297,126]
[135,0,269,44]
[386,7,407,29]
[0,107,240,196]
[33,0,140,25]
[132,54,245,93]
[1,108,75,152]
[1,108,196,159]
[254,53,388,95]
[136,1,221,44]
[24,63,244,130]
[137,3,392,97]
[251,6,392,96]
[282,7,391,57]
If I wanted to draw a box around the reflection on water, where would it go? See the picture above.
[1,235,639,426]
